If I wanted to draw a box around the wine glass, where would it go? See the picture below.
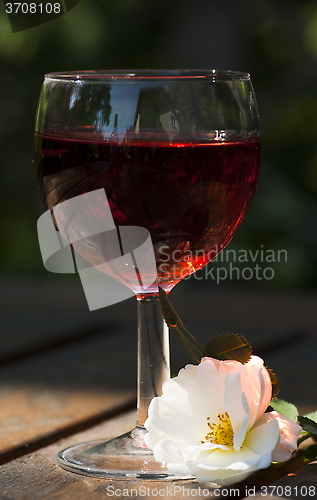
[34,69,261,479]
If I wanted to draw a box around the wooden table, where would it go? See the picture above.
[0,279,316,499]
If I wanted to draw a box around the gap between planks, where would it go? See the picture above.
[0,397,136,466]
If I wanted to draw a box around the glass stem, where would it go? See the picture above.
[136,295,170,428]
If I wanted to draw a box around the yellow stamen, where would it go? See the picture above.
[201,412,234,446]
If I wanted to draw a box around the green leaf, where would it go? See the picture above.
[158,287,203,363]
[269,398,298,422]
[173,328,203,364]
[298,416,317,442]
[305,410,317,423]
[304,444,317,461]
[158,286,179,328]
[266,368,279,398]
[202,333,252,364]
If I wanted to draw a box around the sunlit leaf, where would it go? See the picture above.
[173,328,204,364]
[158,286,179,327]
[305,410,317,423]
[270,398,298,422]
[298,416,317,442]
[203,333,252,364]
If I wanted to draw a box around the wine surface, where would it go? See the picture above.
[35,132,261,292]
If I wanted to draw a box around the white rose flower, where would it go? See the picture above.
[144,356,301,485]
[266,410,302,463]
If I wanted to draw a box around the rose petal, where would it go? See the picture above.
[240,356,272,428]
[196,358,226,413]
[224,373,251,449]
[165,462,192,477]
[144,398,169,449]
[233,395,251,451]
[271,443,293,463]
[152,438,188,464]
[194,446,262,469]
[255,365,272,420]
[145,355,282,486]
[188,462,253,485]
[187,443,274,485]
[269,411,301,449]
[244,415,280,456]
[252,452,273,471]
[264,411,301,462]
[145,364,211,444]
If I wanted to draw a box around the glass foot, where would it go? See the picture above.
[57,427,191,480]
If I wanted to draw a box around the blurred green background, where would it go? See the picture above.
[1,0,317,289]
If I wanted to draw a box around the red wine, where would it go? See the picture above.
[35,131,261,292]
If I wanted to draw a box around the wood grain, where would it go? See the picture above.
[0,331,137,462]
[2,279,317,361]
[1,281,317,498]
[0,279,136,362]
[1,411,316,500]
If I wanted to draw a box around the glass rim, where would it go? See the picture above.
[43,69,251,82]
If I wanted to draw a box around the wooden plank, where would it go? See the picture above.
[0,410,316,500]
[251,462,317,499]
[2,279,317,361]
[0,331,137,463]
[1,281,316,464]
[0,279,136,362]
[0,411,196,500]
[0,412,138,500]
[0,325,314,471]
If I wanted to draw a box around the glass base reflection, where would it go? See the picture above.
[57,427,192,480]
